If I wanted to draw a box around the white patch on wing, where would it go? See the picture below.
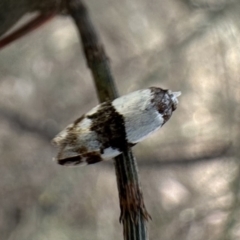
[112,89,152,114]
[70,118,100,151]
[101,147,121,160]
[76,117,92,130]
[112,88,164,144]
[132,113,164,143]
[125,110,164,143]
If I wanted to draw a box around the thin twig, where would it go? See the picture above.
[67,0,150,239]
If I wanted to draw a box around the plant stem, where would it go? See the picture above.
[67,1,150,239]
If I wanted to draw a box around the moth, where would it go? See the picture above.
[52,87,181,166]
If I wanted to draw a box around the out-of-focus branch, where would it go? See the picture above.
[0,13,56,49]
[0,0,66,48]
[0,0,32,37]
[67,1,149,239]
[181,0,237,11]
[0,108,57,141]
[139,144,231,167]
[116,1,240,88]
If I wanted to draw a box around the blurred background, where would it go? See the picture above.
[0,0,240,239]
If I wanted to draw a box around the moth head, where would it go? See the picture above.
[150,87,181,124]
[168,90,181,111]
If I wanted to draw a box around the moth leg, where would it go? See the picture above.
[57,151,103,166]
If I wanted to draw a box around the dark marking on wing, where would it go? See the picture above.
[87,101,128,152]
[63,132,78,146]
[58,155,83,165]
[57,152,103,166]
[60,115,85,146]
[73,115,85,125]
[76,146,88,154]
[84,152,103,164]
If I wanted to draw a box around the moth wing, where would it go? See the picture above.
[112,89,151,114]
[52,114,103,167]
[113,88,164,144]
[51,123,74,146]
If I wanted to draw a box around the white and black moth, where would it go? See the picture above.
[52,87,181,166]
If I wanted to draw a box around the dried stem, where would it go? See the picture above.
[67,0,150,239]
